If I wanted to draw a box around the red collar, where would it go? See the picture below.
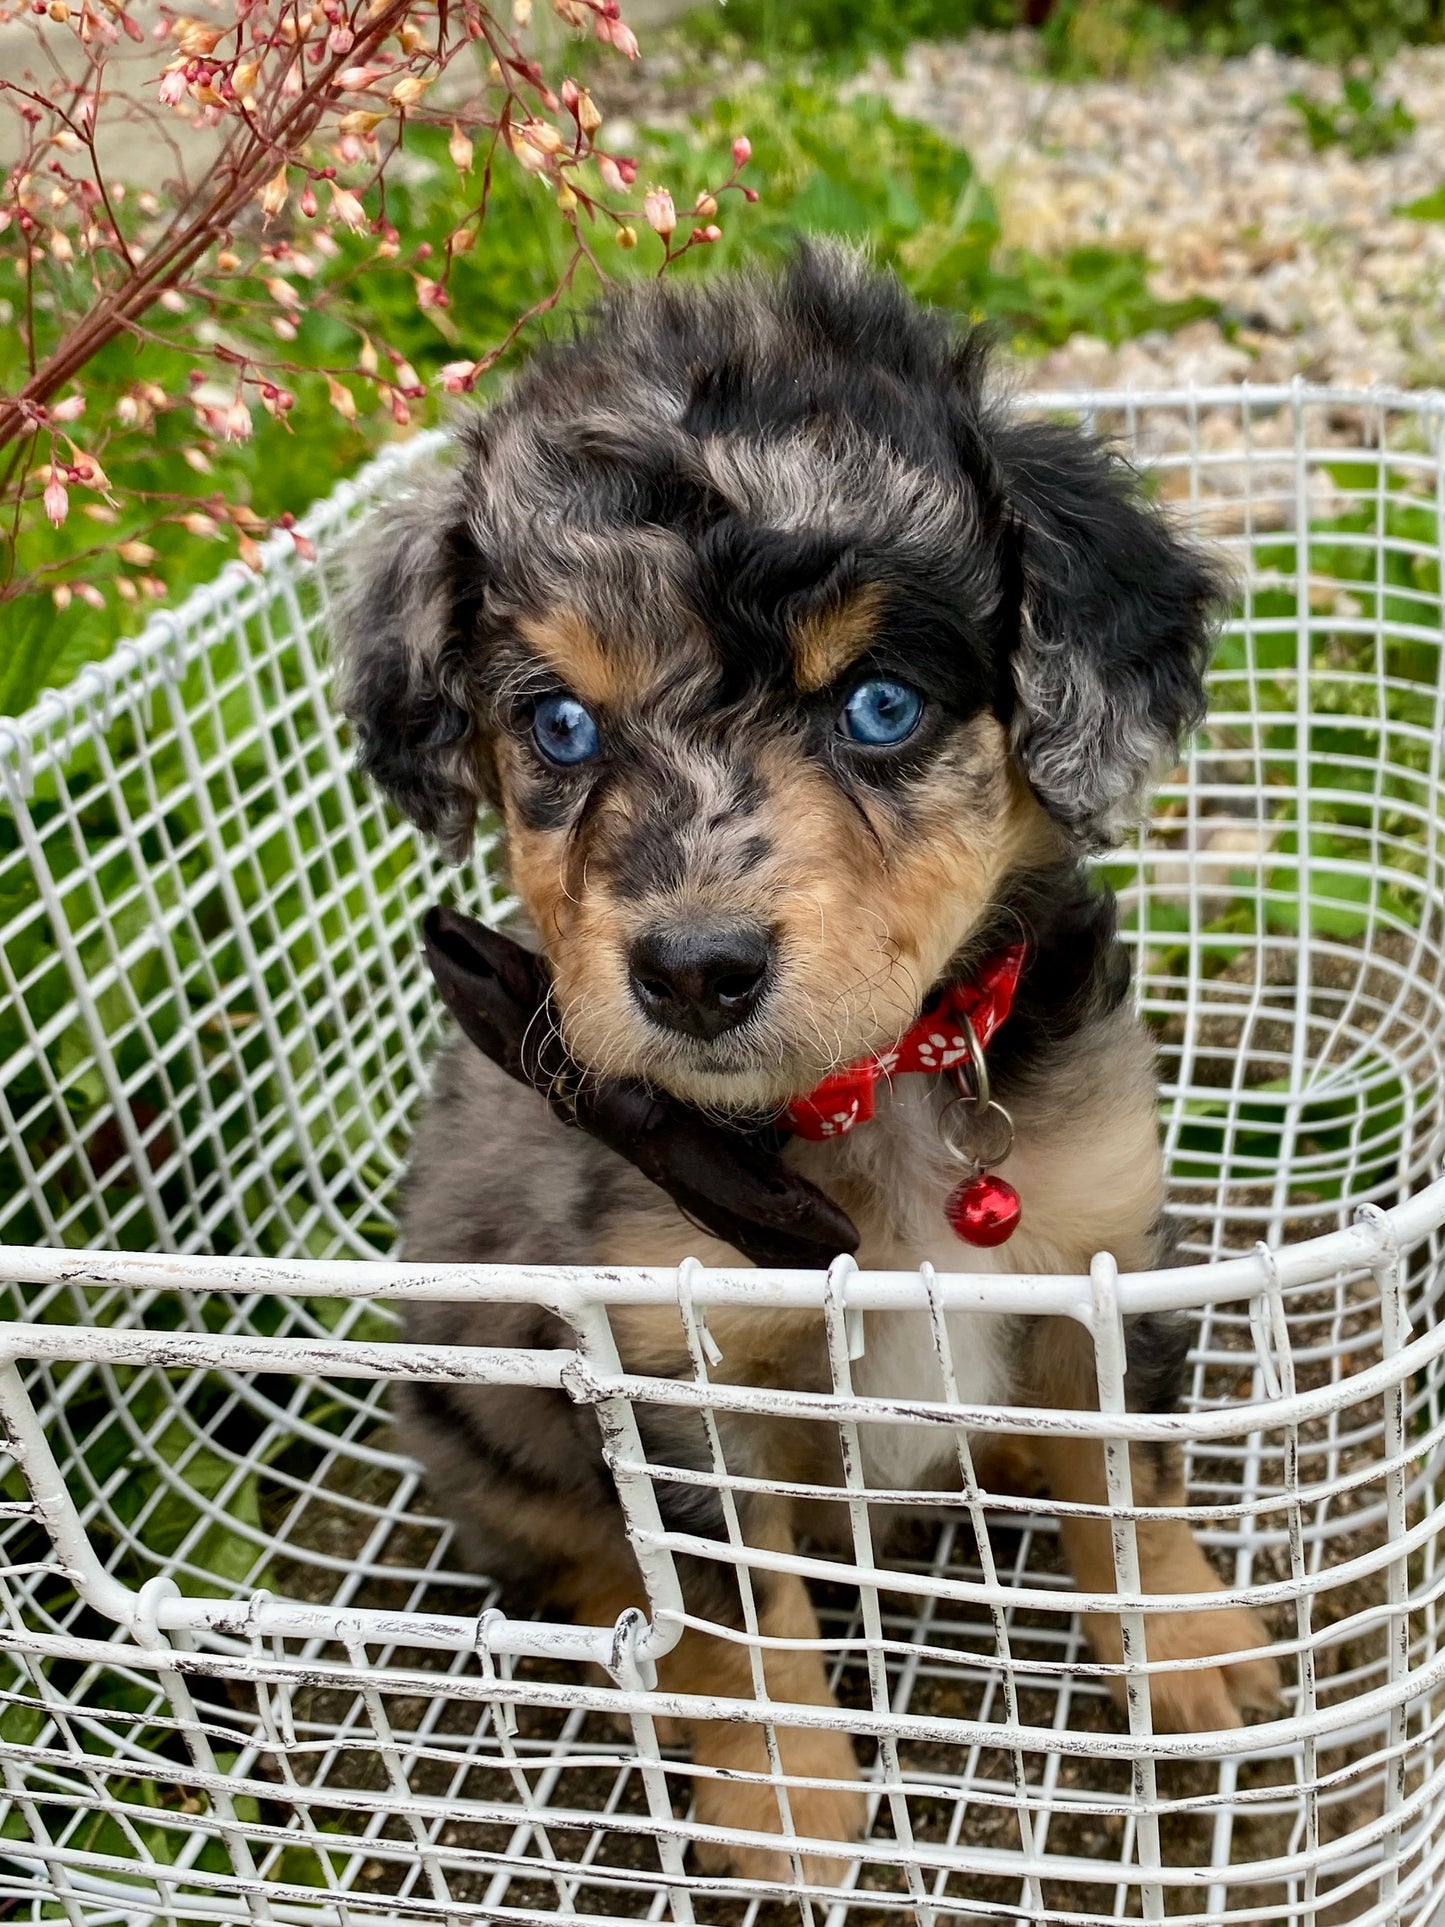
[783,945,1027,1142]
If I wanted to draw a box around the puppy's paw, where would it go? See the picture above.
[692,1723,866,1887]
[1088,1601,1281,1732]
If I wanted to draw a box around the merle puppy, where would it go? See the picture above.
[335,248,1278,1883]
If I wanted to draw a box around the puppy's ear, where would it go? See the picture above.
[329,453,491,862]
[994,418,1228,850]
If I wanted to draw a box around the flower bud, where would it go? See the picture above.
[513,0,531,21]
[232,58,259,97]
[414,273,448,308]
[52,583,72,611]
[389,73,430,107]
[48,2,70,21]
[44,476,68,526]
[731,135,751,168]
[49,228,74,264]
[258,163,288,220]
[693,192,717,218]
[615,223,636,249]
[326,374,357,421]
[576,88,601,135]
[116,394,140,425]
[328,22,353,51]
[50,393,85,421]
[597,155,625,193]
[118,539,157,564]
[439,360,476,392]
[76,582,105,609]
[337,108,382,134]
[264,274,301,308]
[225,397,253,440]
[329,184,367,230]
[643,187,675,237]
[357,334,378,375]
[555,180,577,211]
[182,511,220,537]
[175,18,222,55]
[300,183,317,217]
[448,123,473,173]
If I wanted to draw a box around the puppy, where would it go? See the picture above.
[335,248,1279,1883]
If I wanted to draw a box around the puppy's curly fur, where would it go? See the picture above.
[335,248,1279,1883]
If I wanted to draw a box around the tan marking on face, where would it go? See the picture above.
[517,606,631,710]
[494,738,577,952]
[497,704,1060,1112]
[791,583,886,695]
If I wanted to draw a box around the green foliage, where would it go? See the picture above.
[680,0,1444,76]
[1397,179,1445,221]
[682,0,1013,67]
[1288,73,1416,159]
[647,83,1216,348]
[1178,0,1442,63]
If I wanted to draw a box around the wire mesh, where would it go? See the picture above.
[0,385,1442,1926]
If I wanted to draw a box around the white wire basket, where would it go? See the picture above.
[1,382,1444,1927]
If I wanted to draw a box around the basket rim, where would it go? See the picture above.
[2,1165,1443,1316]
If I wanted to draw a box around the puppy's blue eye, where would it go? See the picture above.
[841,678,924,747]
[532,693,600,766]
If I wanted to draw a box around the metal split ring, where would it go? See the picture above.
[939,1093,1016,1174]
[939,1009,1014,1171]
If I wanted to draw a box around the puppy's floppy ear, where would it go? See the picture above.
[329,449,491,862]
[993,417,1229,851]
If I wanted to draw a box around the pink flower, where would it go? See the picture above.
[158,65,189,105]
[643,188,675,237]
[43,476,68,527]
[50,394,85,422]
[224,397,253,441]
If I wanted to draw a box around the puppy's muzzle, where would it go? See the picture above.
[628,919,773,1042]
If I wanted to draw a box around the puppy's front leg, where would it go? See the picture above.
[1023,1316,1280,1731]
[566,1508,865,1888]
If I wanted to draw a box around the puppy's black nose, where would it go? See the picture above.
[629,921,772,1040]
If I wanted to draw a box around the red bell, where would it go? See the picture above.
[945,1173,1022,1247]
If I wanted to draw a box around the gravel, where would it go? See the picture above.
[865,33,1445,394]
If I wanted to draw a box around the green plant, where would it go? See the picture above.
[681,0,1014,68]
[1288,73,1416,160]
[646,82,1216,348]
